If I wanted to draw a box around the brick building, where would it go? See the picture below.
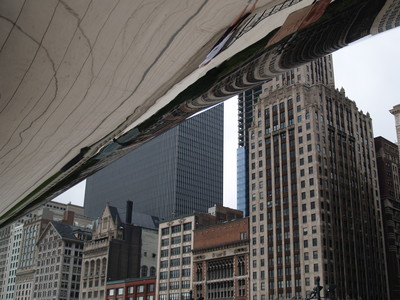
[156,205,243,300]
[192,217,249,300]
[106,277,156,300]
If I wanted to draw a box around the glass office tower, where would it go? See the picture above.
[84,105,223,221]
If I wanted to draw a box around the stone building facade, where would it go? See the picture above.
[375,136,400,300]
[80,203,158,300]
[248,82,388,299]
[156,205,243,300]
[192,217,249,300]
[32,222,91,299]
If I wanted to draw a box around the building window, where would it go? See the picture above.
[183,234,191,242]
[182,268,191,277]
[141,266,148,277]
[182,222,192,231]
[171,247,180,256]
[171,225,181,233]
[171,236,181,244]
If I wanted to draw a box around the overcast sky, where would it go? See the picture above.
[55,26,400,209]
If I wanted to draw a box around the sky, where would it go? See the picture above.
[54,26,400,209]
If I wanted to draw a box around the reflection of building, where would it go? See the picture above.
[80,203,158,300]
[192,217,249,300]
[84,105,224,221]
[375,136,400,300]
[248,76,387,299]
[156,205,243,300]
[237,56,335,216]
[106,277,156,300]
[32,222,91,299]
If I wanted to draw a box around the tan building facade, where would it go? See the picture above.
[156,205,243,300]
[248,79,387,299]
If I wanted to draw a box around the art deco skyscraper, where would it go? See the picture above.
[247,58,387,299]
[375,136,400,300]
[237,56,335,216]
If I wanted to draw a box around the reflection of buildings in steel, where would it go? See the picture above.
[225,0,305,50]
[67,0,385,180]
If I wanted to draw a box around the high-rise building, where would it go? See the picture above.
[14,202,92,300]
[32,221,91,299]
[245,56,387,299]
[0,223,23,300]
[84,104,224,221]
[237,56,335,216]
[375,136,400,300]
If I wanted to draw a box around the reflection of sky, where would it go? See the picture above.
[333,27,400,144]
[55,26,400,209]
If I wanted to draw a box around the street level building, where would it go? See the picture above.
[192,217,249,300]
[156,205,243,300]
[0,223,23,300]
[80,202,158,300]
[32,221,91,299]
[106,277,156,300]
[84,104,224,221]
[248,79,387,299]
[13,202,92,300]
[375,136,400,300]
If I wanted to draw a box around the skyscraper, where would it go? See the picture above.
[375,136,400,300]
[244,56,388,299]
[84,105,223,221]
[237,56,335,216]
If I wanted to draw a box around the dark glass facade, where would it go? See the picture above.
[236,147,248,217]
[84,105,223,220]
[237,85,263,216]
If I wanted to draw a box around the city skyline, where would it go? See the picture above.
[54,27,400,210]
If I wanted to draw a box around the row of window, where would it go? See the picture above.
[161,234,191,246]
[108,284,153,296]
[160,257,191,268]
[161,223,192,236]
[160,246,191,257]
[159,269,191,279]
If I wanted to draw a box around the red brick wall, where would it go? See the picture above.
[193,218,249,250]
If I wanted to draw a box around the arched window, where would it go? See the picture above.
[150,266,156,277]
[141,265,148,277]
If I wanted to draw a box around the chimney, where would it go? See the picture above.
[126,200,133,224]
[62,210,75,225]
